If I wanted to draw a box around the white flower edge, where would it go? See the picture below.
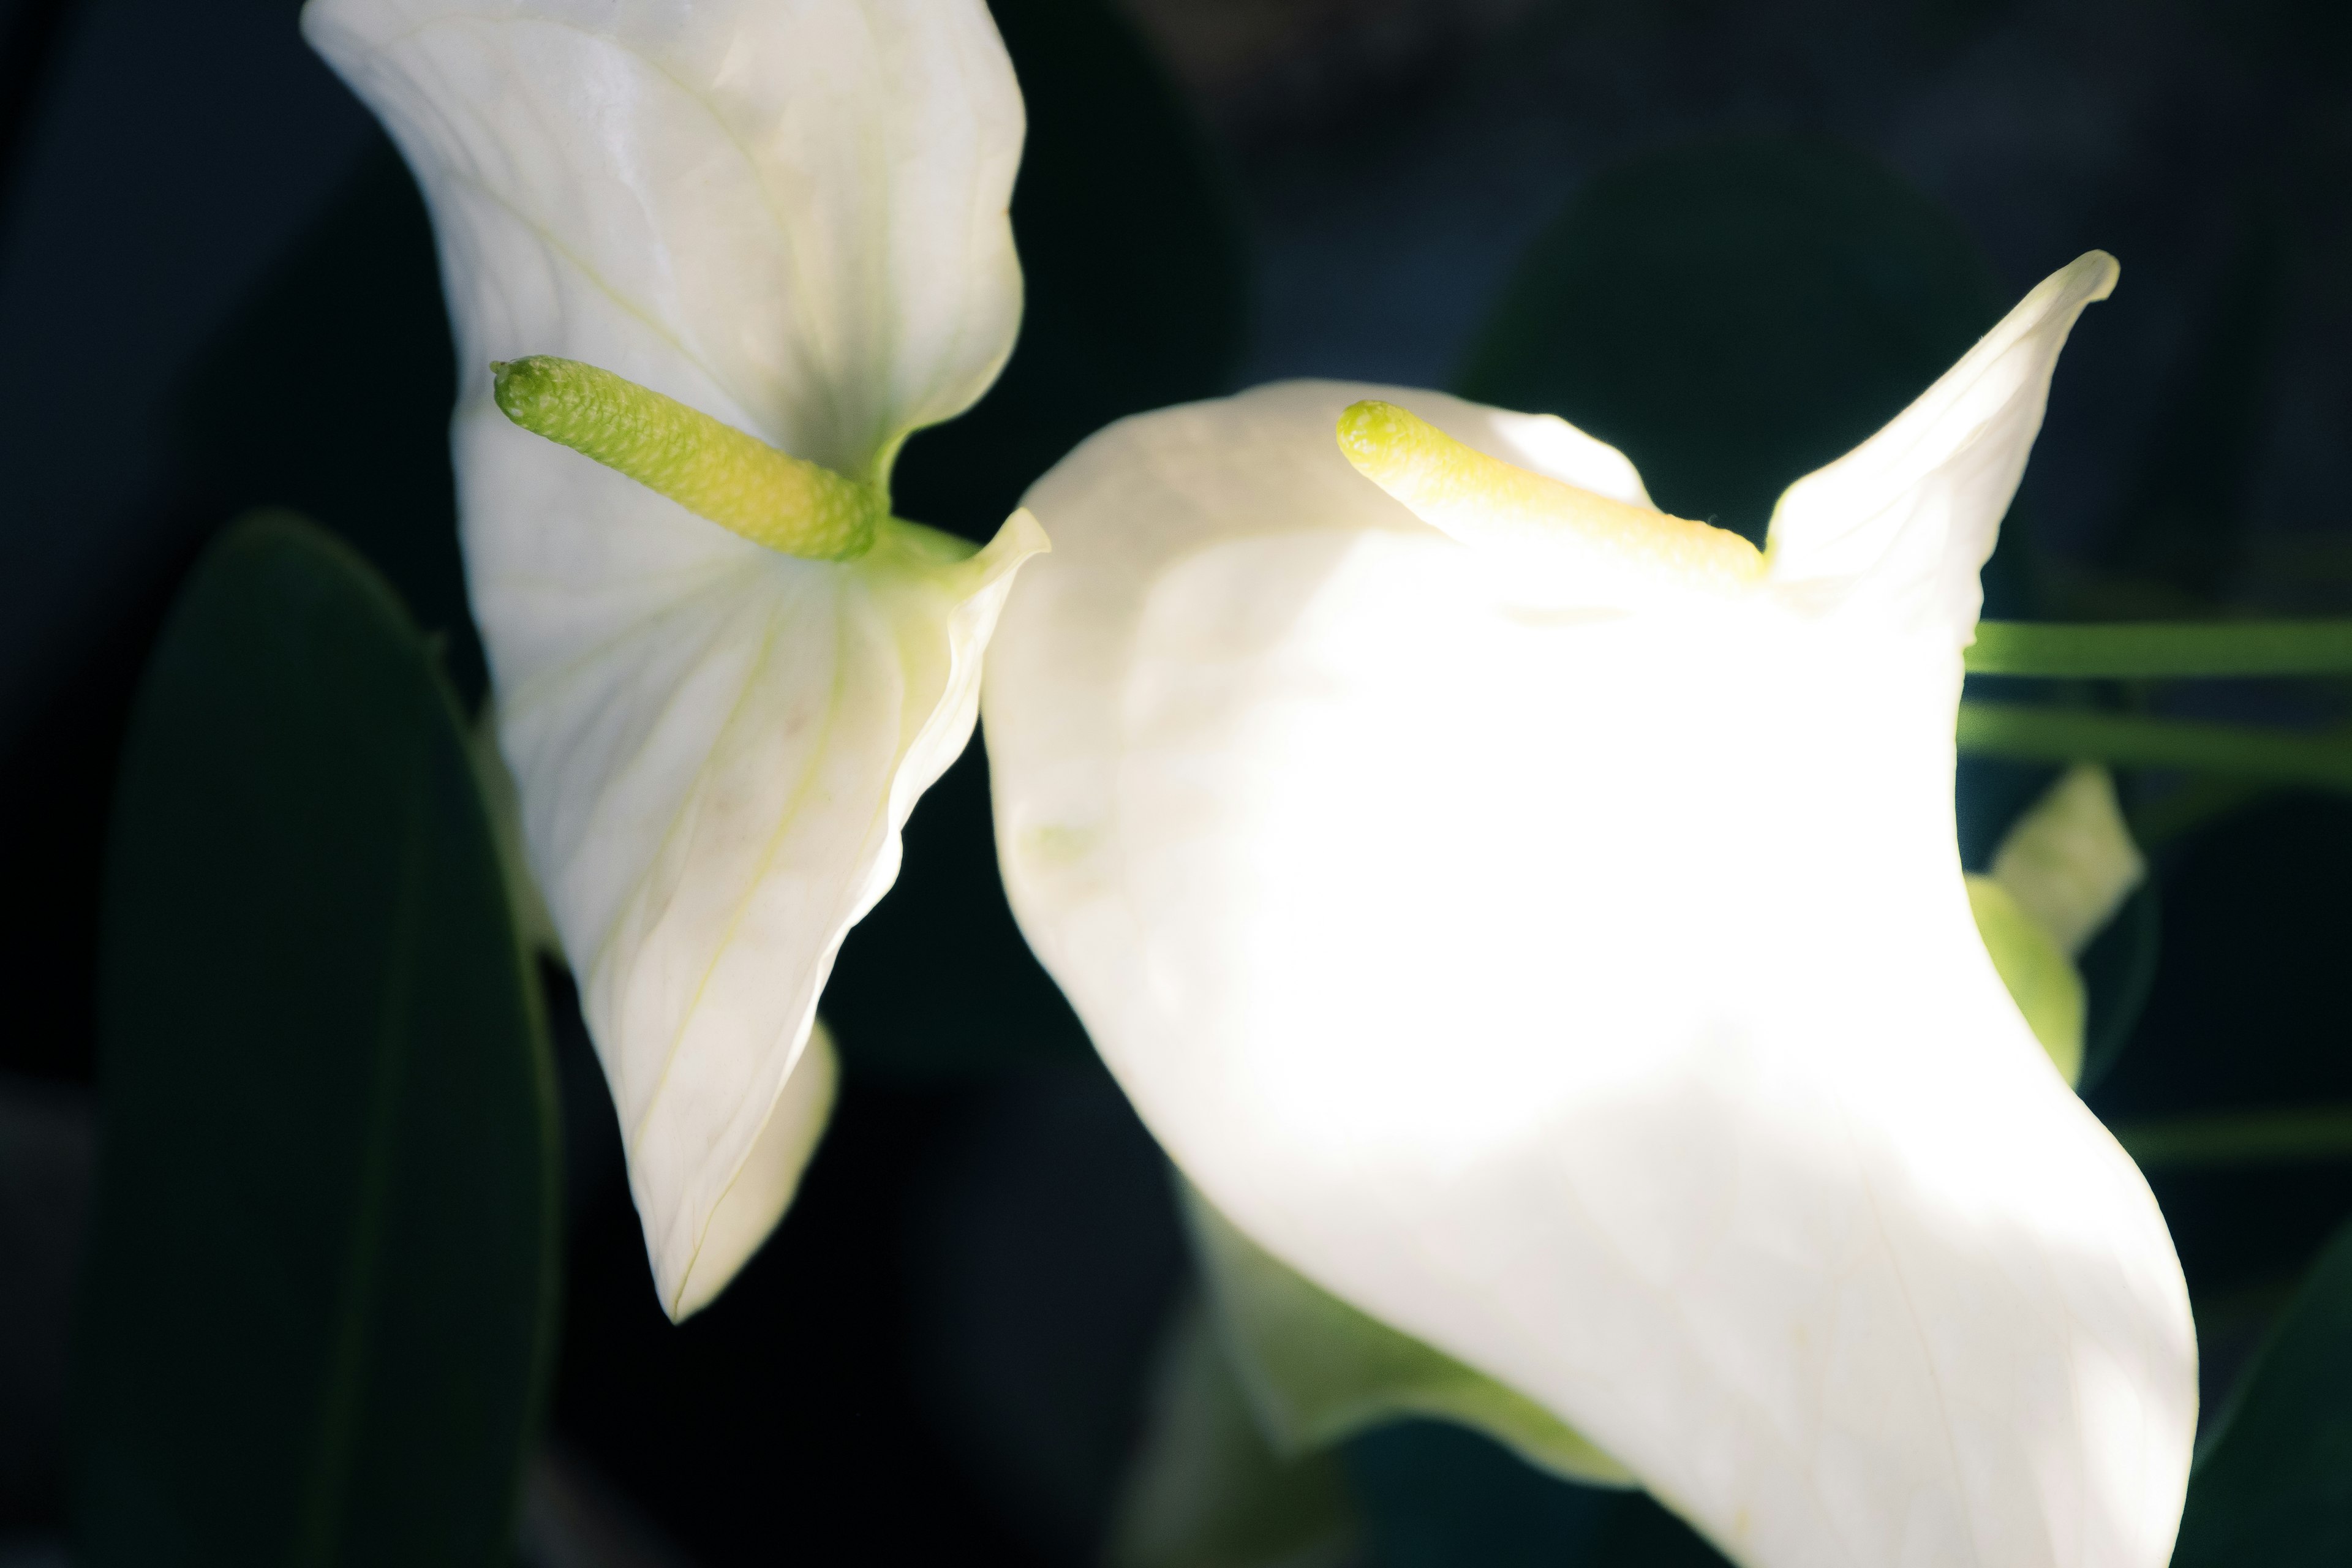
[303,0,1039,1314]
[516,507,1044,1319]
[985,256,2195,1567]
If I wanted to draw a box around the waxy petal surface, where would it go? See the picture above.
[986,268,2192,1568]
[304,0,1038,1313]
[1765,253,2119,639]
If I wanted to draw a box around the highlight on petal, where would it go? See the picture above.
[304,0,1039,1314]
[986,371,2194,1566]
[1765,251,2119,638]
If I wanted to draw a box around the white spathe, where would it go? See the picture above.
[984,254,2196,1567]
[304,0,1044,1317]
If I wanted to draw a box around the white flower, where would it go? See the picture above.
[303,0,1046,1317]
[983,254,2196,1566]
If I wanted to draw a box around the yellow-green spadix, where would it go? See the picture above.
[983,252,2194,1567]
[488,355,886,561]
[304,0,1046,1319]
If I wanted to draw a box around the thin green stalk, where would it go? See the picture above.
[1966,619,2352,678]
[2113,1106,2352,1169]
[1956,701,2352,794]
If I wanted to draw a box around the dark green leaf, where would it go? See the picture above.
[1341,1421,1613,1568]
[176,145,479,709]
[73,513,558,1567]
[2173,1215,2352,1564]
[1338,1420,1728,1568]
[1585,1490,1738,1566]
[1342,1421,1736,1568]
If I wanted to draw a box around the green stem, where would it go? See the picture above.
[2113,1106,2352,1169]
[1956,701,2352,794]
[1967,619,2352,678]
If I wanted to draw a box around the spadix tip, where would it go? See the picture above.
[1335,399,1436,484]
[1333,395,1762,593]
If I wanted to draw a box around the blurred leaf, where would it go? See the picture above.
[73,513,558,1567]
[2173,1215,2352,1564]
[2091,201,2286,609]
[1182,1185,1633,1490]
[1106,1297,1360,1568]
[176,143,478,709]
[891,0,1248,541]
[2078,881,2160,1091]
[1965,874,2087,1084]
[832,0,1247,1081]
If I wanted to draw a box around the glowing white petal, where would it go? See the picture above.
[987,265,2192,1568]
[304,0,1039,1314]
[1766,251,2119,639]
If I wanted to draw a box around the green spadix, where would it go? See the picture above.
[491,356,883,561]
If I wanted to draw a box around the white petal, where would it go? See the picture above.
[1765,253,2118,639]
[497,499,1040,1316]
[303,0,1040,1315]
[302,0,1023,478]
[672,1018,839,1320]
[986,380,2194,1566]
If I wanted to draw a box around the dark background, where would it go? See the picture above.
[1,1,2348,1564]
